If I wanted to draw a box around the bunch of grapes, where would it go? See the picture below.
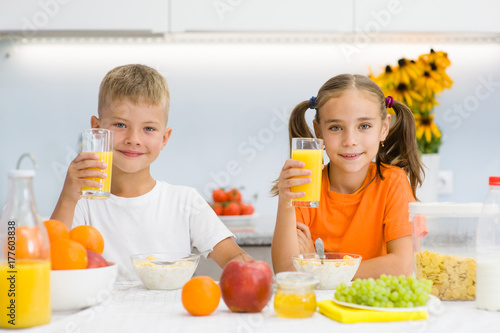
[335,275,433,308]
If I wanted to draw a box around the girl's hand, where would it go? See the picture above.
[296,222,315,254]
[59,152,108,203]
[277,159,312,204]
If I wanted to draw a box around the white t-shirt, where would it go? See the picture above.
[73,181,234,281]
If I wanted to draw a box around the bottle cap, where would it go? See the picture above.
[8,169,36,178]
[409,202,484,217]
[489,176,500,186]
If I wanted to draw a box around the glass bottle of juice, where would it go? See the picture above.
[476,176,500,311]
[0,158,51,328]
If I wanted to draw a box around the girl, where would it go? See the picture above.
[271,74,424,279]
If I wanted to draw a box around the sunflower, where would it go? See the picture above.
[414,114,441,143]
[418,96,437,114]
[393,58,423,85]
[386,83,423,108]
[370,49,452,154]
[414,70,445,96]
[370,65,398,89]
[419,49,451,69]
[428,63,453,89]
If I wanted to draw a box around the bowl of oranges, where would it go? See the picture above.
[44,220,117,311]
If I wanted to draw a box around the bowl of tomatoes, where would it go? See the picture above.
[210,188,257,227]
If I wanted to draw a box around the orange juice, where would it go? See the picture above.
[291,149,322,206]
[81,151,113,199]
[0,260,51,328]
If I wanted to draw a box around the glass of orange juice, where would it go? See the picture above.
[290,138,323,208]
[81,128,113,199]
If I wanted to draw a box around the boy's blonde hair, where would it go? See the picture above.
[98,64,170,124]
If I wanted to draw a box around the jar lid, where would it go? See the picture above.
[409,202,484,217]
[8,169,35,178]
[275,272,319,290]
[489,176,500,186]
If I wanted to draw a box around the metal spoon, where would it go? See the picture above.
[315,238,325,265]
[152,250,211,266]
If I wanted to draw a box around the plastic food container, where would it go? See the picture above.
[411,202,482,301]
[274,272,319,318]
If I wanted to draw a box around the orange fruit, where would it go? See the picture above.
[69,225,105,254]
[50,238,88,270]
[34,225,50,260]
[13,226,40,259]
[44,219,69,243]
[182,276,221,316]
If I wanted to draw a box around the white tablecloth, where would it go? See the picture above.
[19,282,500,333]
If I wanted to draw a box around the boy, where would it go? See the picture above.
[51,64,251,280]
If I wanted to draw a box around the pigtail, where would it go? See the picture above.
[288,101,317,145]
[376,100,424,199]
[271,100,315,196]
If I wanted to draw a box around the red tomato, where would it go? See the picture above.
[227,189,242,202]
[222,202,241,216]
[212,189,228,203]
[240,203,255,216]
[211,202,223,216]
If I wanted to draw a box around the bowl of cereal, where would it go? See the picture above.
[130,253,201,290]
[292,253,362,290]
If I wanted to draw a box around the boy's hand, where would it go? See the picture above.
[277,159,312,204]
[59,152,108,203]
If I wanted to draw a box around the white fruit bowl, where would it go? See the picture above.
[50,263,117,311]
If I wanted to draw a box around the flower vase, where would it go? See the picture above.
[417,153,440,202]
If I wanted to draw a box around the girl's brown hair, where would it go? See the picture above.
[273,74,423,199]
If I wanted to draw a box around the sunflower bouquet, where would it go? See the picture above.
[370,49,453,154]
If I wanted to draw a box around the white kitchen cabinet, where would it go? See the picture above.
[170,0,353,33]
[355,0,500,34]
[0,0,169,34]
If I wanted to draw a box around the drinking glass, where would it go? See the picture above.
[81,129,113,199]
[290,138,323,208]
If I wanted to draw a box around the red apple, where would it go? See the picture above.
[219,260,273,313]
[86,249,108,268]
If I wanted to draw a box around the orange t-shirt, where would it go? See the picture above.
[295,162,415,260]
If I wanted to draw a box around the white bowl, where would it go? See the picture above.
[130,253,200,290]
[50,263,117,311]
[292,253,361,290]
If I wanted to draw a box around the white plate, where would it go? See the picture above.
[332,294,439,312]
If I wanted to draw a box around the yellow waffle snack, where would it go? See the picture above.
[415,251,476,300]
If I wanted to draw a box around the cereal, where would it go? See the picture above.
[415,251,476,300]
[132,255,197,290]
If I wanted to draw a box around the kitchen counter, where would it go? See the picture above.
[20,281,499,333]
[234,230,273,246]
[226,214,275,246]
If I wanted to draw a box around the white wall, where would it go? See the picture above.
[1,40,500,220]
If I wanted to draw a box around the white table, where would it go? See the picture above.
[20,282,500,333]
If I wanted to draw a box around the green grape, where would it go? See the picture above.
[334,275,434,308]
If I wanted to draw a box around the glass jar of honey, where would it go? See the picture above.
[274,272,319,318]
